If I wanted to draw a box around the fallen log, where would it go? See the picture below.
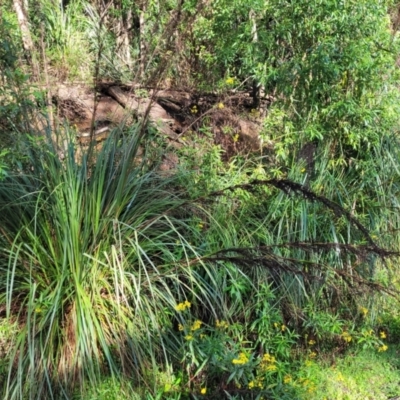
[106,86,183,142]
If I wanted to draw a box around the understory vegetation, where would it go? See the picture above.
[2,0,400,399]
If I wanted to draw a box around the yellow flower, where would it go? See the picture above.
[380,331,387,339]
[191,105,198,114]
[175,303,185,311]
[309,351,317,359]
[308,339,316,345]
[262,353,276,363]
[265,364,277,371]
[281,324,286,332]
[217,102,224,109]
[216,319,229,329]
[225,77,235,85]
[283,375,292,384]
[360,307,368,316]
[178,324,184,331]
[273,322,279,328]
[232,352,249,365]
[185,334,193,341]
[191,320,203,331]
[175,300,191,311]
[248,381,255,389]
[378,344,388,352]
[200,387,207,395]
[341,331,352,342]
[336,372,344,382]
[233,133,239,143]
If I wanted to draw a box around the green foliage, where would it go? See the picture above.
[75,377,139,400]
[263,0,400,152]
[188,0,400,152]
[37,0,93,80]
[3,0,400,398]
[173,301,300,398]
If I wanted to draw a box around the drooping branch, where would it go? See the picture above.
[209,179,380,251]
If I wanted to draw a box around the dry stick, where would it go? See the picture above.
[40,22,54,135]
[86,2,112,164]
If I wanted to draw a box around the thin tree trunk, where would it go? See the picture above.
[249,9,260,108]
[13,0,39,78]
[139,2,147,78]
[116,9,132,67]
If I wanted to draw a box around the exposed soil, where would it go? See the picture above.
[53,82,271,160]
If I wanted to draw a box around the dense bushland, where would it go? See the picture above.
[1,0,400,399]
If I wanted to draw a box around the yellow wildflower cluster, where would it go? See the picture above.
[262,353,276,363]
[341,331,352,343]
[283,375,292,384]
[191,105,198,114]
[232,352,249,365]
[185,334,193,341]
[191,320,202,331]
[216,319,229,329]
[309,351,317,359]
[200,388,207,395]
[248,378,263,390]
[175,300,191,311]
[378,344,388,352]
[260,353,277,372]
[380,331,387,339]
[273,322,286,332]
[217,102,224,109]
[308,339,316,346]
[225,77,235,85]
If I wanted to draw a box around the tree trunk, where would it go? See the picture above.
[13,0,39,78]
[115,3,132,68]
[139,2,147,79]
[249,9,259,108]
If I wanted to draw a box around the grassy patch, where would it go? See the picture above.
[300,348,400,400]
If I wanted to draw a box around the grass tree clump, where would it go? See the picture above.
[0,128,229,399]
